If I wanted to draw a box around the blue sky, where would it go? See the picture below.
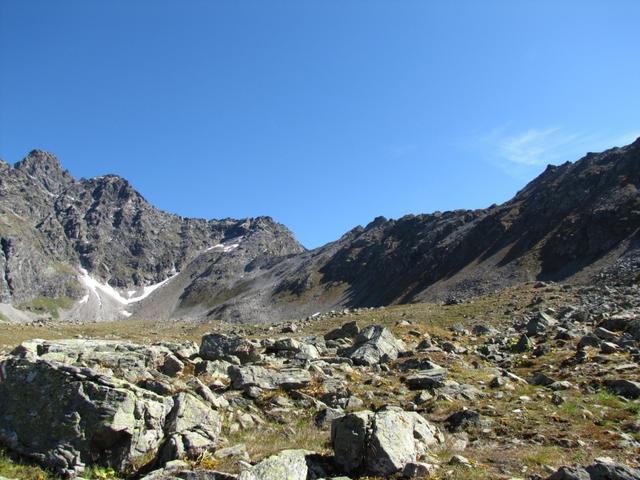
[1,1,639,248]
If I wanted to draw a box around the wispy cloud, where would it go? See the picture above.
[481,126,640,177]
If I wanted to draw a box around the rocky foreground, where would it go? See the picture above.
[0,282,639,479]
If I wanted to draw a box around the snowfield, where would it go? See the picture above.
[205,236,243,253]
[79,268,177,306]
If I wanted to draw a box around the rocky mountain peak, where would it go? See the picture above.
[14,149,75,194]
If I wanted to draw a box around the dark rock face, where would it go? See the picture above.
[305,138,640,306]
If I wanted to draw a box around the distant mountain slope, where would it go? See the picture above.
[0,151,304,320]
[157,137,639,323]
[1,138,638,323]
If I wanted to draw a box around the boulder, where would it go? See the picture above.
[472,325,499,336]
[444,409,482,432]
[532,372,557,386]
[526,312,557,336]
[141,461,238,479]
[627,319,640,341]
[238,449,316,480]
[546,460,640,480]
[577,333,601,350]
[343,325,406,366]
[161,353,185,377]
[0,355,169,477]
[229,366,311,392]
[319,378,350,408]
[324,321,359,341]
[200,334,261,364]
[546,467,592,480]
[511,334,532,353]
[604,379,640,399]
[157,392,223,465]
[331,411,373,474]
[404,368,448,390]
[403,461,439,478]
[586,460,640,479]
[331,407,442,476]
[314,407,344,429]
[195,359,234,377]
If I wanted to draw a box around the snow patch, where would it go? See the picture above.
[120,310,132,318]
[79,268,177,306]
[206,236,243,253]
[78,295,89,305]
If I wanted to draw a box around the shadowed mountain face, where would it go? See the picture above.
[0,139,639,323]
[312,138,640,306]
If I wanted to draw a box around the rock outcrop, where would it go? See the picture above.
[0,339,224,478]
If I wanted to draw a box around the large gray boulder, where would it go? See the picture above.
[331,407,442,476]
[405,368,448,390]
[0,339,224,478]
[229,365,311,392]
[200,333,262,364]
[238,449,315,480]
[0,355,169,477]
[14,338,177,383]
[343,325,406,366]
[157,392,223,465]
[546,459,640,480]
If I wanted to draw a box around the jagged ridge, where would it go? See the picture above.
[1,138,639,323]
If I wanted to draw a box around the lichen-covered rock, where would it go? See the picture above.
[331,406,442,476]
[343,325,406,366]
[0,355,170,477]
[404,368,448,389]
[200,334,262,364]
[238,449,315,480]
[546,466,591,480]
[228,365,311,391]
[156,392,223,466]
[14,338,176,383]
[324,321,359,341]
[0,339,224,478]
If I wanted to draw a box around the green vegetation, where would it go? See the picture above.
[64,278,84,298]
[18,296,74,319]
[0,448,55,480]
[182,281,252,308]
[51,262,77,276]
